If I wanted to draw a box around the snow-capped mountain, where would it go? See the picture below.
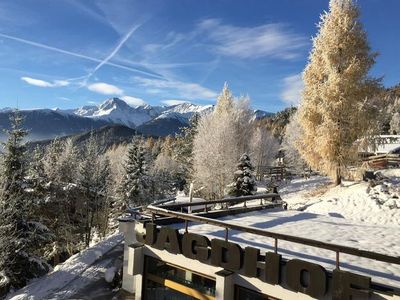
[0,98,273,140]
[62,98,214,128]
[64,98,162,128]
[154,102,214,122]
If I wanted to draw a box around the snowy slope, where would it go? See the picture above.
[63,98,213,128]
[6,233,123,300]
[69,98,162,128]
[154,102,213,122]
[278,175,400,226]
[61,98,271,129]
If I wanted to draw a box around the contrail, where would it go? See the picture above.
[90,23,142,76]
[0,32,162,79]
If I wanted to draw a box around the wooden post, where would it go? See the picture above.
[188,182,194,214]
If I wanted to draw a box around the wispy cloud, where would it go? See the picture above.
[161,99,189,106]
[58,96,72,101]
[197,19,306,59]
[143,31,186,53]
[0,32,161,78]
[281,73,303,106]
[21,76,69,87]
[87,82,123,95]
[134,77,217,100]
[121,95,146,106]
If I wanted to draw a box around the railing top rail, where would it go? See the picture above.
[145,205,400,266]
[157,193,279,209]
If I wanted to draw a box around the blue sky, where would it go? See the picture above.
[0,0,399,112]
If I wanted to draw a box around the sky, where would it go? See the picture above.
[0,0,399,112]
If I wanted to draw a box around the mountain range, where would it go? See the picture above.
[0,98,273,141]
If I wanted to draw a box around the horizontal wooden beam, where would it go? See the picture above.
[146,205,400,266]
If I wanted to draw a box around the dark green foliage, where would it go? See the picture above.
[0,111,53,294]
[259,107,297,141]
[120,138,148,206]
[226,153,257,197]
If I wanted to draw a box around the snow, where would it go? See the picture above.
[164,195,212,212]
[104,267,116,283]
[279,175,400,226]
[174,173,400,288]
[6,233,123,300]
[55,98,270,130]
[177,208,400,288]
[365,135,400,154]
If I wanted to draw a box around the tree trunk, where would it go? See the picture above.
[335,167,341,185]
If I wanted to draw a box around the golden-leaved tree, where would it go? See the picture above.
[298,0,381,185]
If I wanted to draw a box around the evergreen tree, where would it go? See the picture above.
[38,139,82,264]
[79,134,111,247]
[29,146,46,188]
[297,0,381,185]
[173,113,200,183]
[226,153,257,197]
[0,111,52,293]
[120,138,148,207]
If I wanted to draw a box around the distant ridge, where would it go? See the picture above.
[1,98,274,141]
[27,124,139,151]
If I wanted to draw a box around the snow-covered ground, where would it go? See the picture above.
[279,173,400,226]
[7,171,400,297]
[178,208,400,288]
[7,233,123,300]
[174,172,400,288]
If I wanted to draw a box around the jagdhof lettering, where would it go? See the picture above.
[136,223,372,299]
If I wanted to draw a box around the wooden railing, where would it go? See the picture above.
[144,203,400,269]
[362,153,400,169]
[158,193,280,211]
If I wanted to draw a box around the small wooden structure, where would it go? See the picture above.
[256,165,286,181]
[362,153,400,169]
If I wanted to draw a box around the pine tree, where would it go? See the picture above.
[120,138,148,207]
[297,0,381,185]
[226,153,257,197]
[79,133,111,247]
[173,113,200,182]
[29,146,46,188]
[39,139,82,263]
[0,111,52,293]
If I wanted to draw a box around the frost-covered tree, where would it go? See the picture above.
[389,98,400,134]
[250,127,280,170]
[282,113,308,173]
[29,146,46,186]
[0,111,52,293]
[173,113,200,182]
[120,138,148,206]
[37,139,83,263]
[79,134,111,247]
[226,153,257,197]
[297,0,381,184]
[193,84,254,199]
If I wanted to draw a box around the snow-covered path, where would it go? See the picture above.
[7,233,123,300]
